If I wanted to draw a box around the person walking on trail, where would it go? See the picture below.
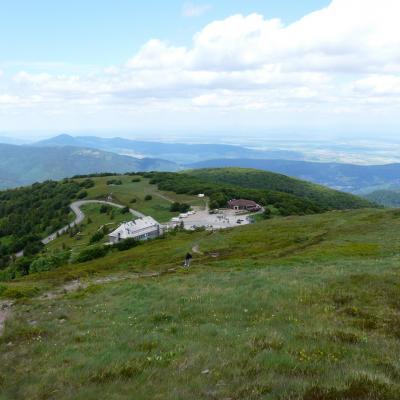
[184,252,193,268]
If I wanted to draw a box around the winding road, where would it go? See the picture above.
[42,200,146,245]
[15,200,146,257]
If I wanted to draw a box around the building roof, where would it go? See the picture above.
[109,216,159,239]
[228,199,260,207]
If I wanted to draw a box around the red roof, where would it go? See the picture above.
[228,199,260,207]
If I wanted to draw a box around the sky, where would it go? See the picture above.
[0,0,399,141]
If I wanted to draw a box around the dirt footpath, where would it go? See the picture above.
[0,300,13,336]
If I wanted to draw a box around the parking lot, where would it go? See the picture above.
[167,208,253,230]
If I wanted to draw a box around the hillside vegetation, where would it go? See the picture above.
[0,169,376,281]
[0,180,83,267]
[187,168,375,210]
[187,158,400,193]
[364,189,400,208]
[0,173,206,280]
[146,168,375,215]
[1,208,400,399]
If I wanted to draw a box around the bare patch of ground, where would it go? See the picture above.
[0,300,13,336]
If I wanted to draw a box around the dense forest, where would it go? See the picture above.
[145,173,326,215]
[144,169,375,214]
[0,180,86,270]
[186,168,375,210]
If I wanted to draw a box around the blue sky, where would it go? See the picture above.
[0,0,399,140]
[1,1,329,69]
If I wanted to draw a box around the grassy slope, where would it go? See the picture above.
[45,204,129,255]
[45,175,205,254]
[187,168,375,210]
[1,208,400,399]
[80,175,205,223]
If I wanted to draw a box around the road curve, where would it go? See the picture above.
[41,200,146,245]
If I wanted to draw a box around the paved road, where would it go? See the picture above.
[42,200,146,245]
[15,200,146,256]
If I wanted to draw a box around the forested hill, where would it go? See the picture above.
[0,143,178,188]
[186,158,400,193]
[363,189,400,208]
[185,168,375,211]
[0,180,84,270]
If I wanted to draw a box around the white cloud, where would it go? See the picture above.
[182,2,212,18]
[127,39,189,70]
[2,0,400,130]
[352,75,400,96]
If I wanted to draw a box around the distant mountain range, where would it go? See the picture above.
[187,158,400,194]
[0,135,28,145]
[0,143,178,188]
[1,134,400,202]
[35,134,303,163]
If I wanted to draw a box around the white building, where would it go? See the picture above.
[109,216,161,243]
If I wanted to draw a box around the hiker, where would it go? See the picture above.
[184,252,193,268]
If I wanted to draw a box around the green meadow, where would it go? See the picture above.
[45,203,129,255]
[78,175,205,223]
[1,208,400,399]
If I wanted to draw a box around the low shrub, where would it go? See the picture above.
[89,231,105,244]
[107,179,122,186]
[29,252,70,273]
[77,191,88,199]
[0,267,16,282]
[263,207,272,219]
[99,205,112,214]
[74,246,110,263]
[114,238,141,251]
[2,285,39,299]
[144,195,152,201]
[80,179,95,189]
[120,206,130,214]
[170,202,191,213]
[303,375,398,400]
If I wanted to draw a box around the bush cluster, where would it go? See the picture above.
[170,202,191,213]
[107,179,122,186]
[74,245,110,263]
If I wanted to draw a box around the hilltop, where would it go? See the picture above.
[187,158,400,193]
[184,168,374,210]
